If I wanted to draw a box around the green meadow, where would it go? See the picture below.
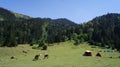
[0,42,120,67]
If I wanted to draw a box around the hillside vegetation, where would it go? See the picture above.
[82,13,120,51]
[0,42,120,67]
[0,7,120,51]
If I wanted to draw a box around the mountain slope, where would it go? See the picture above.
[0,7,120,51]
[84,13,120,50]
[0,7,31,21]
[0,7,16,21]
[0,7,77,46]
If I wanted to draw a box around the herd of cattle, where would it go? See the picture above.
[10,50,49,61]
[10,49,120,61]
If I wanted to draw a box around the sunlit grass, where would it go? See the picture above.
[0,41,120,67]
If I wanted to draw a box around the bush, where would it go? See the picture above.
[30,43,33,46]
[42,45,48,50]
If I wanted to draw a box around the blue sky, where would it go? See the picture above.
[0,0,120,23]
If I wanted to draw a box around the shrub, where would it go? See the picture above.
[42,45,48,50]
[30,43,33,46]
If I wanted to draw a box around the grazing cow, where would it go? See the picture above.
[10,56,17,59]
[96,52,101,57]
[44,53,48,59]
[22,50,28,54]
[33,54,40,61]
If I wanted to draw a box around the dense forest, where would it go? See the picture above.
[87,13,120,51]
[0,7,120,51]
[0,7,77,48]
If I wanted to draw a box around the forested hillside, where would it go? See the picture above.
[78,13,120,51]
[0,7,77,47]
[0,7,120,51]
[0,7,30,21]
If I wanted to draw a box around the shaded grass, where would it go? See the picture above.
[0,42,120,67]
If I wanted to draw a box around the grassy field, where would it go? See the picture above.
[0,41,120,67]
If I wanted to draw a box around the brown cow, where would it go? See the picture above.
[33,54,40,61]
[44,53,48,59]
